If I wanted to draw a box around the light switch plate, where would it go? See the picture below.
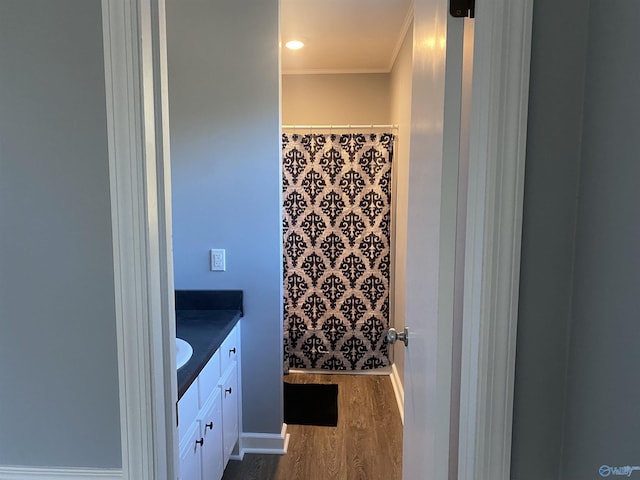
[210,249,226,271]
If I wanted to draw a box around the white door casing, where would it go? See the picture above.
[102,0,178,478]
[458,0,533,479]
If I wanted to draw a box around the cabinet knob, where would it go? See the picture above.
[225,387,232,396]
[229,347,236,355]
[205,422,213,430]
[195,438,204,447]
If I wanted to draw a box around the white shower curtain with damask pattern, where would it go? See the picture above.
[282,132,394,371]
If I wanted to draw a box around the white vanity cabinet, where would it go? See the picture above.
[178,322,241,480]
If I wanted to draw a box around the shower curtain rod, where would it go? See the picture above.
[282,124,398,130]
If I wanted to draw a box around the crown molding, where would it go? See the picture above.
[388,0,415,72]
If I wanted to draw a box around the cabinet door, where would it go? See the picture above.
[220,366,239,465]
[179,422,203,480]
[200,393,224,480]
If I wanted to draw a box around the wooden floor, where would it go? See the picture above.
[222,373,403,480]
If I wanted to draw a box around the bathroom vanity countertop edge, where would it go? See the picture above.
[176,309,242,400]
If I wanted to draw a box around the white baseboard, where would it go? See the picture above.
[288,367,392,376]
[232,423,290,460]
[389,363,404,425]
[0,466,122,480]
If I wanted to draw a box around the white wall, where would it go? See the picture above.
[389,25,413,388]
[166,0,283,434]
[0,0,122,468]
[282,73,391,125]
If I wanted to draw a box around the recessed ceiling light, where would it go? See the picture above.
[285,40,304,50]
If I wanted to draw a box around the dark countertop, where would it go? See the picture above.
[176,290,243,400]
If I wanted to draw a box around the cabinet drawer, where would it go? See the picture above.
[197,350,220,407]
[220,325,239,376]
[178,382,199,442]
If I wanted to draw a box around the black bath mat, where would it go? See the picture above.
[283,382,338,427]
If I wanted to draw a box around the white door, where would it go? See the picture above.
[399,1,473,478]
[400,0,534,477]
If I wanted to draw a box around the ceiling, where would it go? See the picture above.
[280,0,414,74]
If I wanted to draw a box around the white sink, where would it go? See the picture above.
[176,338,193,370]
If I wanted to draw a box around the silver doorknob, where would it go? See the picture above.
[387,327,409,346]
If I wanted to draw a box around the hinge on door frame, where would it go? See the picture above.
[450,0,475,18]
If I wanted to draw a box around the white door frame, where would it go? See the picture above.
[458,0,534,479]
[102,1,534,480]
[102,0,178,479]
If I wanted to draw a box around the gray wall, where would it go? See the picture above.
[561,1,640,477]
[0,0,121,468]
[513,0,640,478]
[166,0,283,434]
[282,73,391,125]
[511,0,589,477]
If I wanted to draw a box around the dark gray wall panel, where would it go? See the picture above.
[562,1,640,477]
[0,0,121,468]
[511,0,589,477]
